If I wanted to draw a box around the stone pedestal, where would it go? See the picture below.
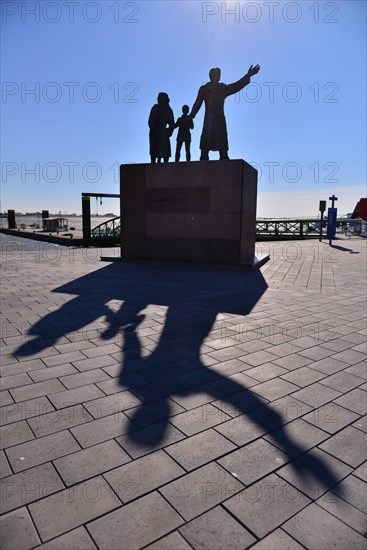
[120,159,266,268]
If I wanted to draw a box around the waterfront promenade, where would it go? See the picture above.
[0,235,366,549]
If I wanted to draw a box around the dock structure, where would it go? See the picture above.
[0,227,84,246]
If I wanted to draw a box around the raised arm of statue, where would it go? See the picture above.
[224,74,250,97]
[190,86,204,119]
[224,64,260,97]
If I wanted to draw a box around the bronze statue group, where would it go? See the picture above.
[148,64,260,163]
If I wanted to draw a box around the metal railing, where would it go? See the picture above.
[256,218,326,238]
[90,216,357,241]
[91,217,120,239]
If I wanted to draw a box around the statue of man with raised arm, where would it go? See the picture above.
[190,64,260,160]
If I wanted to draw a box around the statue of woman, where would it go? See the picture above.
[148,92,175,163]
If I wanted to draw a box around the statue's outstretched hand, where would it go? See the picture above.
[247,64,260,77]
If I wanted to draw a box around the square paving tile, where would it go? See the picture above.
[59,369,111,389]
[306,357,349,375]
[116,421,186,459]
[71,412,132,448]
[1,358,52,378]
[0,462,64,514]
[73,354,119,372]
[0,507,40,550]
[244,362,289,381]
[32,527,97,550]
[344,361,367,379]
[250,529,304,549]
[28,363,79,383]
[10,379,65,403]
[283,503,366,549]
[331,349,366,365]
[145,532,192,550]
[168,403,230,436]
[291,382,342,408]
[212,388,269,419]
[160,462,244,521]
[209,371,259,393]
[319,426,367,468]
[54,440,131,486]
[165,428,236,471]
[47,384,105,409]
[334,388,367,415]
[0,373,34,392]
[83,391,142,419]
[321,340,354,353]
[264,418,329,458]
[29,476,121,542]
[298,346,334,361]
[353,462,367,482]
[353,414,367,433]
[280,366,327,387]
[104,450,184,502]
[219,438,289,486]
[237,350,279,367]
[331,474,367,513]
[170,383,224,410]
[215,411,269,446]
[273,354,313,370]
[42,351,87,367]
[87,491,183,549]
[250,378,299,401]
[207,346,248,362]
[0,451,11,479]
[5,430,80,472]
[0,391,14,407]
[320,371,365,392]
[27,404,93,437]
[224,473,310,539]
[0,396,55,426]
[124,397,186,427]
[302,403,359,434]
[277,447,352,499]
[179,505,256,549]
[0,420,34,450]
[317,490,367,535]
[268,395,314,424]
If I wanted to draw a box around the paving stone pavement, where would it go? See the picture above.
[0,235,366,549]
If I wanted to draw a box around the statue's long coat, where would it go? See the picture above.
[148,104,175,159]
[191,74,250,152]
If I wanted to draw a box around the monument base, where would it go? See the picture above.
[100,252,270,271]
[120,159,267,268]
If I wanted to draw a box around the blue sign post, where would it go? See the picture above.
[327,195,338,245]
[327,208,337,243]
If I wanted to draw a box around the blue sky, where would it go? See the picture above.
[1,0,366,217]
